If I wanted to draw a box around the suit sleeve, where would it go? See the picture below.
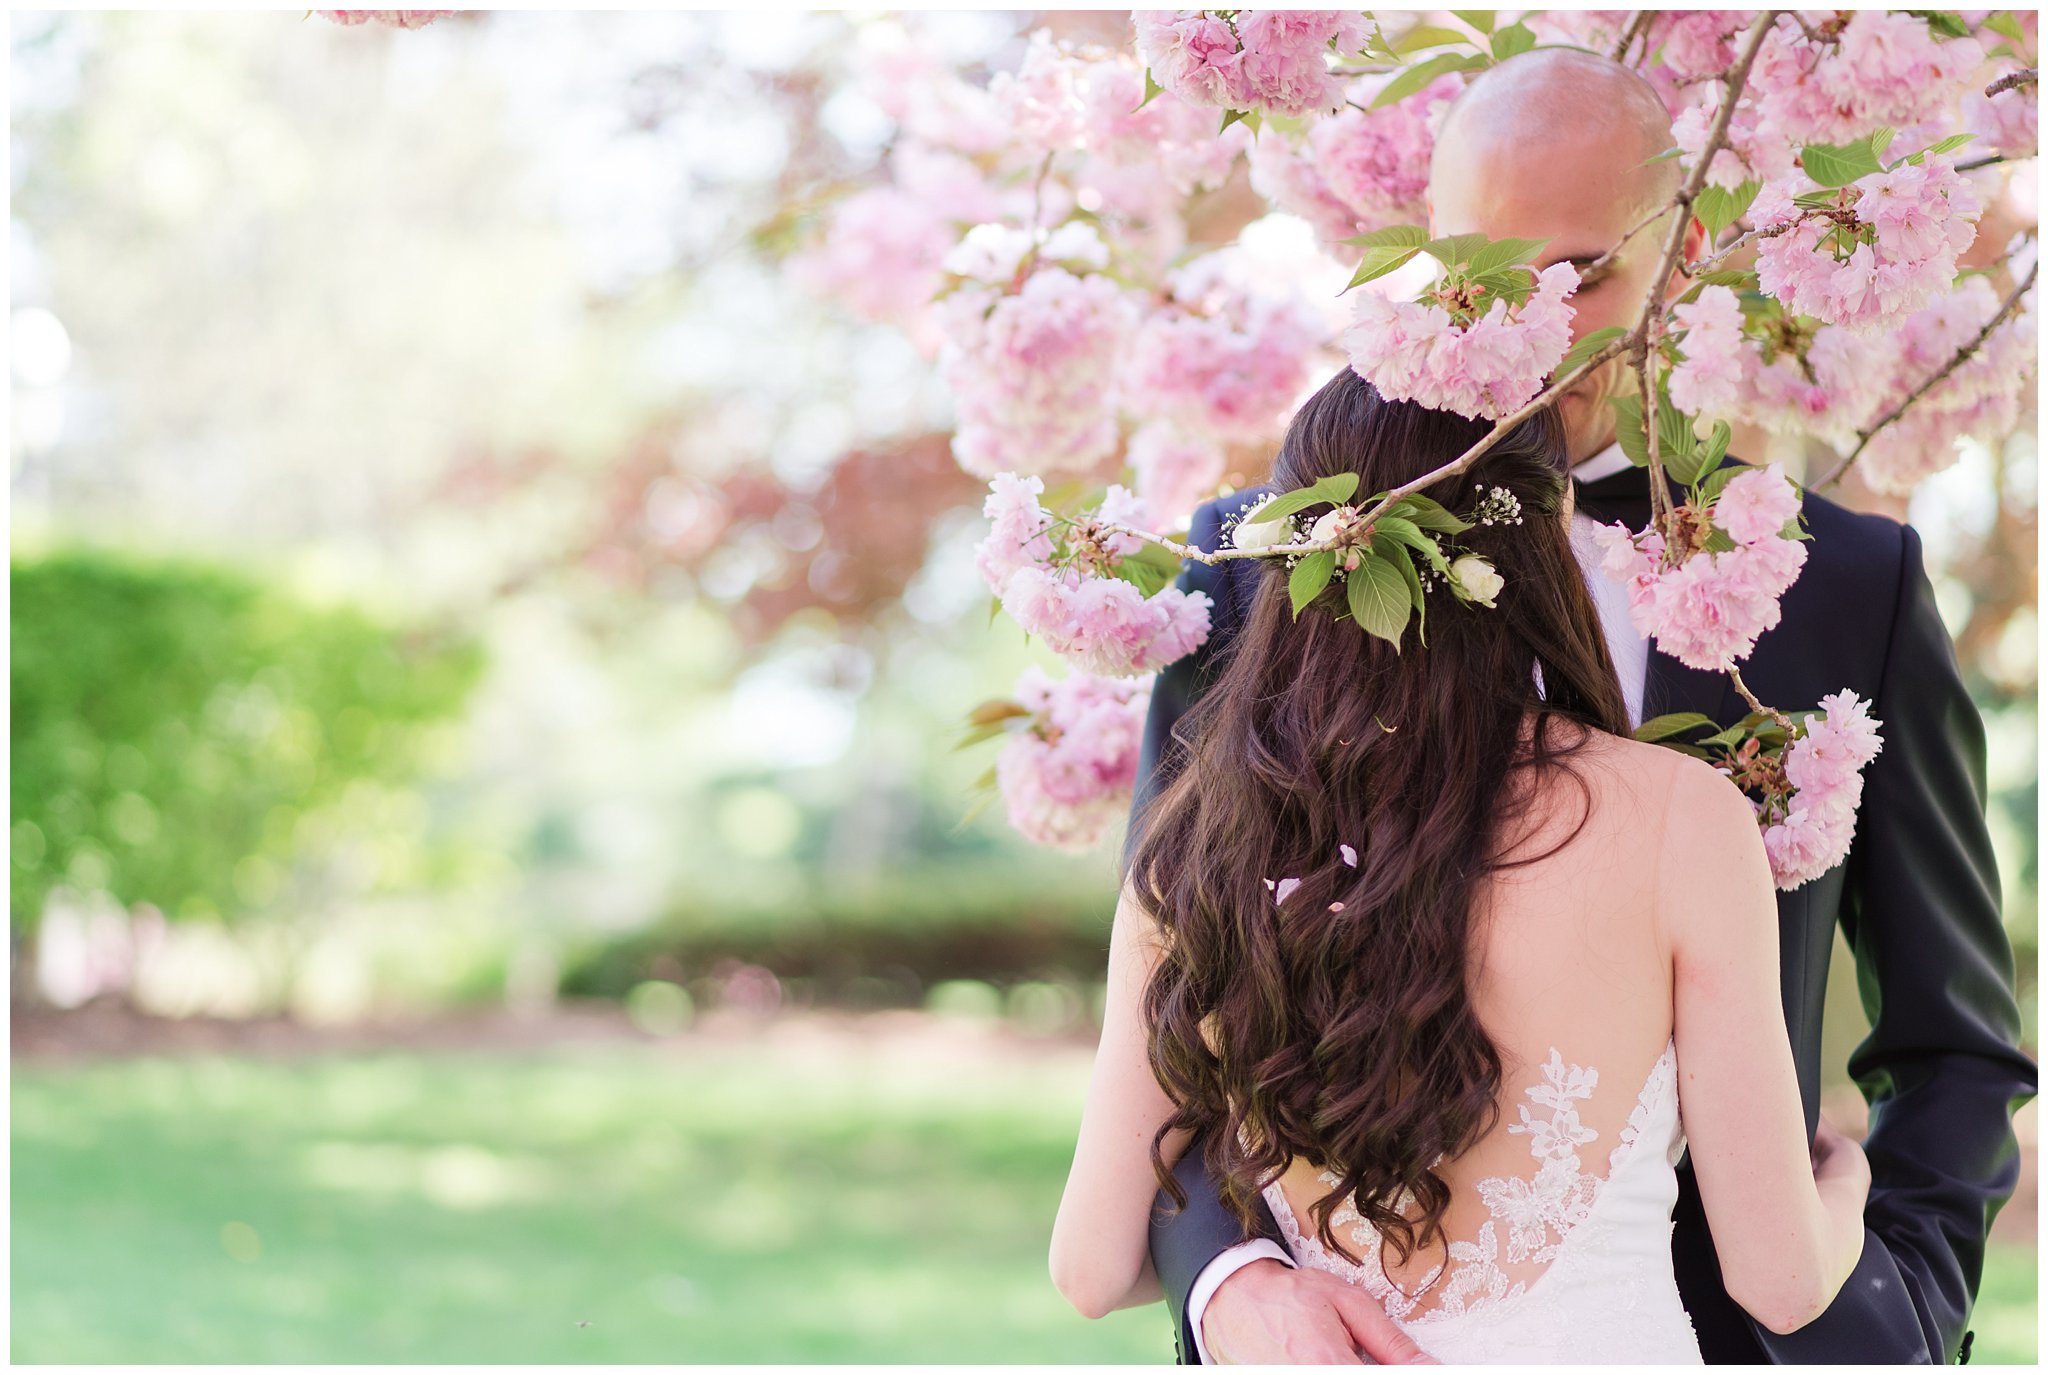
[1758,523,2037,1364]
[1123,498,1285,1361]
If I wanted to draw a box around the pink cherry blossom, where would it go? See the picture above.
[996,666,1151,850]
[975,472,1059,591]
[1127,421,1228,533]
[937,268,1140,479]
[1964,83,2039,159]
[1077,57,1248,197]
[995,564,1212,678]
[1765,690,1883,888]
[1247,133,1372,244]
[1749,12,1985,150]
[787,186,956,344]
[1133,11,1253,110]
[1753,157,1981,332]
[1233,11,1368,118]
[317,10,452,27]
[1713,464,1802,546]
[1124,249,1326,442]
[1345,261,1579,421]
[1668,284,1749,420]
[1596,511,1808,672]
[1308,72,1460,227]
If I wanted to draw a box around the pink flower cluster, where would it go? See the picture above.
[316,10,452,27]
[995,667,1152,851]
[976,475,1212,676]
[1127,421,1228,533]
[786,186,957,343]
[1963,82,2039,160]
[1344,261,1579,420]
[1135,10,1370,118]
[1754,157,1981,332]
[1857,273,2039,493]
[1124,250,1326,443]
[1594,465,1808,671]
[1667,284,1749,420]
[1760,691,1885,889]
[1244,70,1458,245]
[1750,13,1985,152]
[938,268,1140,479]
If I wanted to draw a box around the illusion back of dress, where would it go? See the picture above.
[1261,728,1703,1363]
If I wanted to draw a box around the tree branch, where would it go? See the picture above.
[1612,11,1654,65]
[1810,259,2037,490]
[1987,67,2037,98]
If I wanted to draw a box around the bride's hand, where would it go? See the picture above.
[1203,1260,1437,1365]
[1810,1115,1870,1193]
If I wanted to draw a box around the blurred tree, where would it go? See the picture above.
[11,549,481,938]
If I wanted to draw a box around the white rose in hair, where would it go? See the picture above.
[1309,507,1345,545]
[1451,554,1503,608]
[1229,496,1292,551]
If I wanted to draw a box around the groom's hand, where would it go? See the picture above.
[1201,1259,1436,1365]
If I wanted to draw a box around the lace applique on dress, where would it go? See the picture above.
[1262,1041,1679,1327]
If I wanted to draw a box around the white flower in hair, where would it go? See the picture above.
[1451,554,1504,608]
[1229,496,1293,551]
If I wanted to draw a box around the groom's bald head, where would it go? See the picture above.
[1426,49,1699,464]
[1431,48,1680,220]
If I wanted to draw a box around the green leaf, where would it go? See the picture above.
[1371,515,1450,574]
[1658,402,1717,487]
[1470,266,1537,308]
[1419,231,1490,269]
[1384,540,1426,643]
[1451,10,1497,35]
[1220,107,1255,135]
[1343,224,1431,290]
[1555,325,1628,380]
[1610,393,1650,468]
[1910,10,1970,38]
[1637,145,1685,166]
[1387,493,1474,535]
[1288,550,1337,617]
[1139,68,1163,110]
[1984,11,2027,46]
[1393,23,1471,53]
[1341,224,1431,251]
[1694,180,1761,242]
[1907,132,1977,165]
[1372,51,1471,108]
[1241,472,1360,524]
[1633,712,1718,743]
[1112,549,1176,597]
[1800,136,1887,188]
[1870,125,1897,164]
[1490,20,1536,59]
[1695,462,1743,508]
[1466,235,1550,277]
[988,594,1004,629]
[1345,549,1413,650]
[1676,268,1758,304]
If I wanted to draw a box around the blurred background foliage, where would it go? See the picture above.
[7,8,2034,1364]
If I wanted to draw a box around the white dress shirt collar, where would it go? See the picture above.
[1572,440,1632,485]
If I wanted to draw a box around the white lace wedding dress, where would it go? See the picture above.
[1261,1039,1702,1363]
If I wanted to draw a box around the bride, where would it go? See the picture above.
[1048,370,1870,1363]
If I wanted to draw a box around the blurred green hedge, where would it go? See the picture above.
[11,548,482,931]
[558,861,1118,1001]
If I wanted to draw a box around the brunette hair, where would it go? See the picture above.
[1124,369,1631,1270]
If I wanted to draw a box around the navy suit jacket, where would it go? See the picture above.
[1131,462,2035,1364]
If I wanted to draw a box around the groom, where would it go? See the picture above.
[1131,49,2035,1366]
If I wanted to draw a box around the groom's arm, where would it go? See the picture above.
[1123,493,1294,1362]
[1760,525,2037,1364]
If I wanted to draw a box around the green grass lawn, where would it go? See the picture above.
[11,1030,2038,1363]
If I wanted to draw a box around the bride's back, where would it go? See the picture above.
[1268,723,1695,1320]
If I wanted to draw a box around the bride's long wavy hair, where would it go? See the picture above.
[1125,368,1631,1269]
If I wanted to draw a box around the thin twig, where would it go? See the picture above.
[1612,10,1653,64]
[1957,153,2008,173]
[1687,218,1796,275]
[1810,259,2037,489]
[1633,11,1783,528]
[1987,67,2037,98]
[1728,668,1792,729]
[1588,200,1672,276]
